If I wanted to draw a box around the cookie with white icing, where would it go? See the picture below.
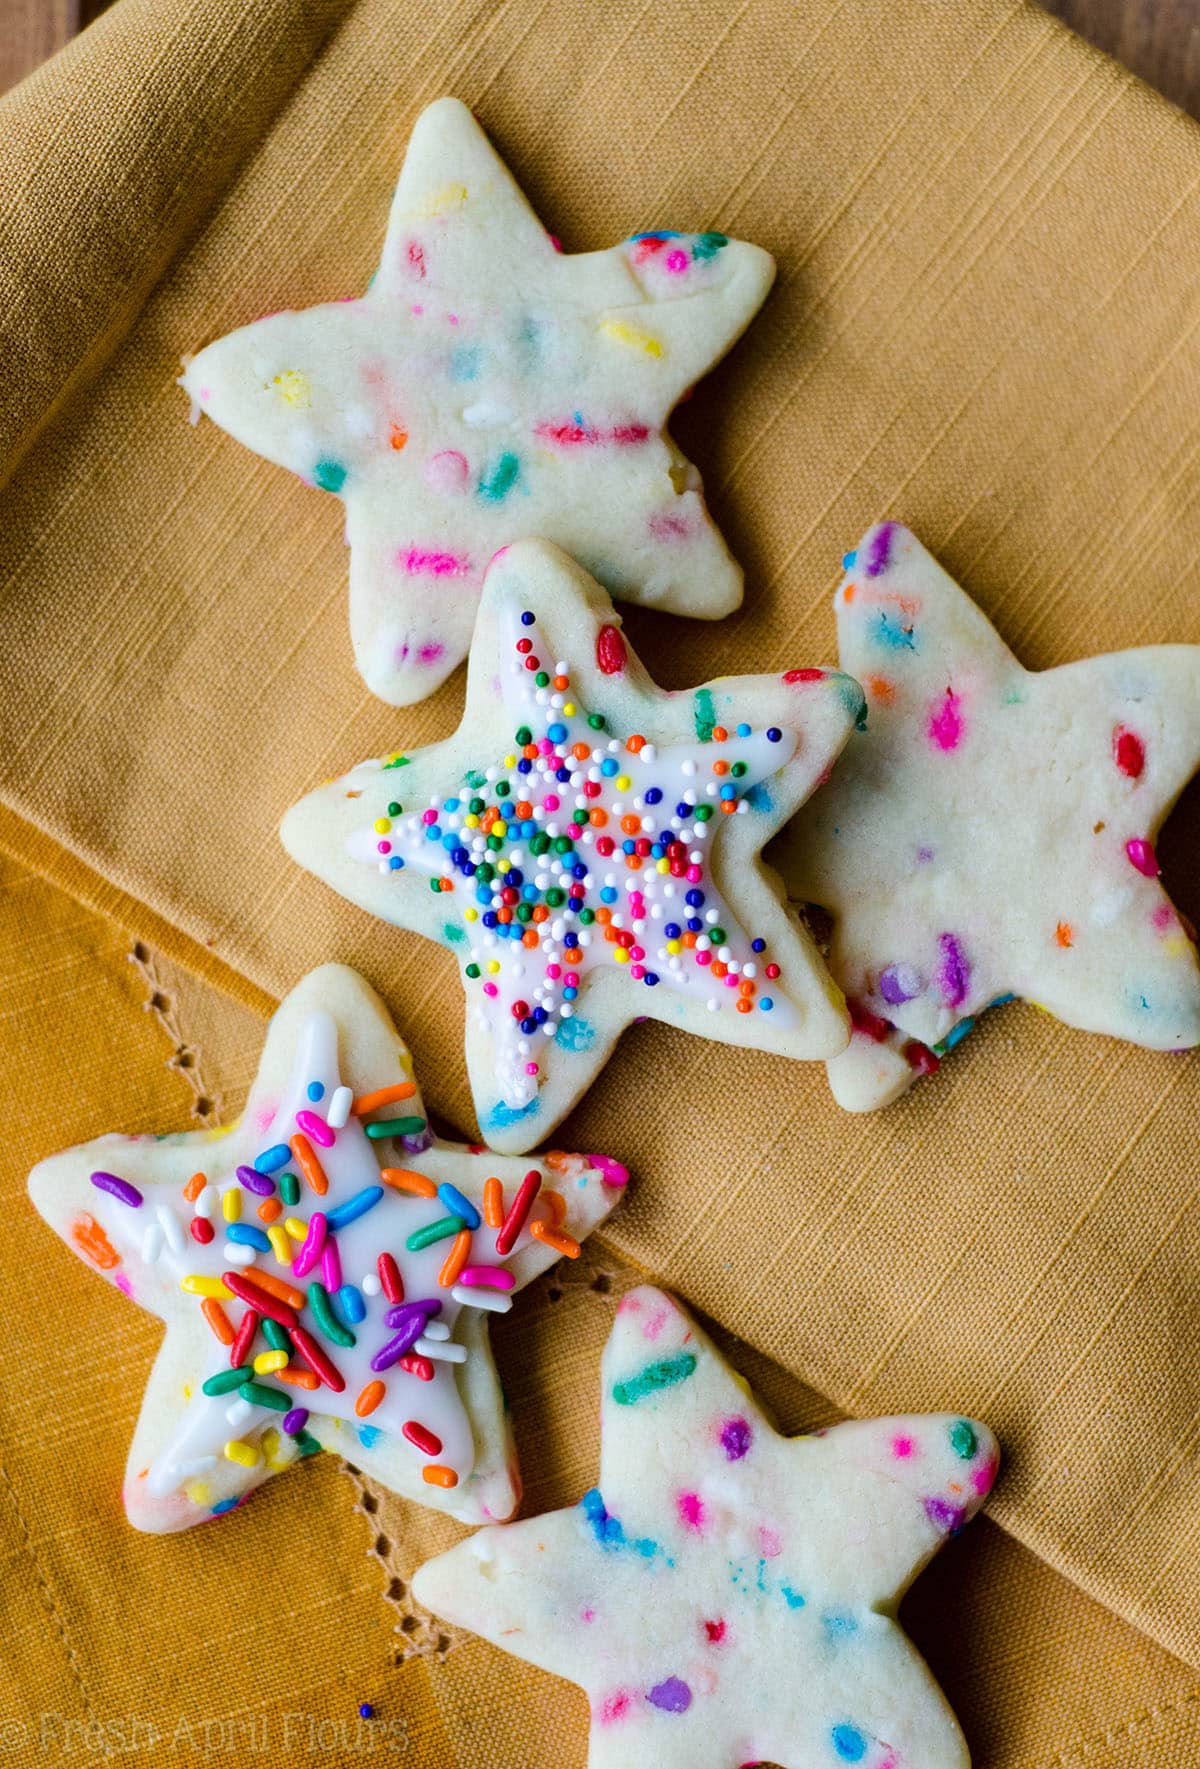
[27,964,628,1532]
[775,522,1200,1110]
[414,1286,998,1769]
[181,97,774,706]
[281,540,863,1154]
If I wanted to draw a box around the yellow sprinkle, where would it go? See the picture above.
[612,948,630,964]
[284,1217,308,1241]
[254,1350,289,1375]
[267,1224,293,1267]
[373,818,391,835]
[222,1188,241,1223]
[224,1440,259,1468]
[184,1479,212,1506]
[181,1275,233,1299]
[599,317,664,357]
[411,182,467,217]
[271,369,310,408]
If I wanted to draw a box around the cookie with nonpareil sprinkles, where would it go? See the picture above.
[180,96,774,707]
[413,1286,998,1769]
[27,965,628,1532]
[776,521,1200,1111]
[281,540,864,1153]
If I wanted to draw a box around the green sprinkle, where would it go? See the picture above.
[202,1366,253,1396]
[406,1214,466,1252]
[612,1354,698,1406]
[308,1281,356,1348]
[692,231,728,260]
[693,687,716,742]
[364,1116,427,1140]
[949,1419,978,1460]
[262,1318,289,1351]
[238,1380,291,1412]
[279,1172,300,1208]
[313,457,347,493]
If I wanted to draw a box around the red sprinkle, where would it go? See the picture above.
[597,624,627,674]
[377,1252,404,1304]
[496,1169,542,1256]
[402,1420,444,1457]
[1113,726,1145,779]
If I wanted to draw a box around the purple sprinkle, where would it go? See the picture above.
[879,962,922,1006]
[935,933,970,1009]
[924,1495,966,1534]
[646,1677,692,1715]
[295,1109,335,1148]
[236,1164,276,1197]
[282,1407,309,1436]
[864,521,896,578]
[720,1416,752,1461]
[90,1171,143,1209]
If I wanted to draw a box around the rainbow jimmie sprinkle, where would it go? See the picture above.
[181,97,775,705]
[777,522,1200,1109]
[415,1286,998,1769]
[27,966,628,1531]
[282,541,865,1153]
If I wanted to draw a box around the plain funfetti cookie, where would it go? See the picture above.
[775,522,1200,1111]
[180,96,775,706]
[27,965,629,1532]
[281,540,865,1154]
[414,1286,998,1769]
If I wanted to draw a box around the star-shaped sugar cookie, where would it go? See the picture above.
[414,1286,998,1769]
[282,540,863,1153]
[27,964,628,1532]
[775,522,1200,1110]
[181,96,775,705]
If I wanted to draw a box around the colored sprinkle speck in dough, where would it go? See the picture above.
[646,1676,692,1714]
[612,1353,697,1406]
[720,1416,753,1460]
[832,1723,868,1761]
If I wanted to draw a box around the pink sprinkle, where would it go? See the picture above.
[928,688,964,751]
[424,450,469,493]
[677,1492,705,1531]
[1125,837,1159,877]
[892,1434,916,1459]
[399,547,471,577]
[295,1109,334,1147]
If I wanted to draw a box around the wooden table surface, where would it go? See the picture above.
[2,0,1200,115]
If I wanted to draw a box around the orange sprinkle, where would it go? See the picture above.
[183,1171,206,1203]
[290,1132,328,1196]
[257,1197,283,1223]
[273,1365,319,1391]
[439,1227,473,1288]
[355,1380,386,1417]
[381,1168,437,1199]
[245,1267,305,1311]
[1055,921,1074,948]
[422,1464,459,1489]
[541,1189,567,1227]
[201,1297,235,1345]
[389,423,408,450]
[529,1219,580,1259]
[70,1213,119,1270]
[483,1176,504,1227]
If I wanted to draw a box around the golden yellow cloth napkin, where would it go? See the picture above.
[3,0,1200,1762]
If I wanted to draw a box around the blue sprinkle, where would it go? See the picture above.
[226,1223,271,1252]
[325,1185,384,1231]
[437,1182,481,1230]
[254,1143,292,1174]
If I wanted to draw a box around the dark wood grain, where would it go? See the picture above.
[1039,0,1200,118]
